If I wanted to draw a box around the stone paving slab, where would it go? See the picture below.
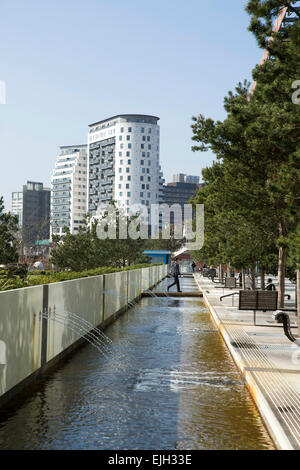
[194,274,300,450]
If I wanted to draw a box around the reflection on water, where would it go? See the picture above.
[0,278,274,450]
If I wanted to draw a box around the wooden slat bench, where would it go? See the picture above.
[238,290,278,325]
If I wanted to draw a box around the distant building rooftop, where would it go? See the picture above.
[89,114,160,128]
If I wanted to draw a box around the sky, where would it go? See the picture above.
[0,0,264,210]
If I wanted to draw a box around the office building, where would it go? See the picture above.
[163,174,203,225]
[13,181,51,246]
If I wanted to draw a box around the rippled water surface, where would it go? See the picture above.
[0,277,274,449]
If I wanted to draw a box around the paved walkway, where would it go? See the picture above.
[194,274,300,450]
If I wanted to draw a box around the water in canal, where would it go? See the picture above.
[0,277,274,450]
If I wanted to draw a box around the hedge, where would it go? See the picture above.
[0,263,163,292]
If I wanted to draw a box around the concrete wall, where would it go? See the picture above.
[0,265,167,405]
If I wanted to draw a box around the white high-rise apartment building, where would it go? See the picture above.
[50,145,88,237]
[11,191,23,229]
[88,114,161,217]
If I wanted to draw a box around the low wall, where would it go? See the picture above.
[0,265,167,407]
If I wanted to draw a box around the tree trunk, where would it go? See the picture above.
[278,220,287,309]
[250,267,256,290]
[297,269,300,337]
[227,262,231,278]
[219,264,223,283]
[278,245,286,309]
[242,269,246,290]
[260,266,265,290]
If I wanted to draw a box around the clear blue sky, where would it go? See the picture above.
[0,0,263,210]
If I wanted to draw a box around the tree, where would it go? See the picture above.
[50,206,147,271]
[191,40,300,304]
[246,1,300,50]
[0,197,19,265]
[190,1,300,310]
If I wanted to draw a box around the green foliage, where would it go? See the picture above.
[143,226,184,253]
[0,263,162,292]
[0,197,19,264]
[245,1,300,49]
[50,209,147,271]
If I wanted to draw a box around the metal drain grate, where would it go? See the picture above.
[231,342,257,350]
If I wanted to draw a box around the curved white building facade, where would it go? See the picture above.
[88,114,160,217]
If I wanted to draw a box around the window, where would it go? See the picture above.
[120,144,124,149]
[128,127,132,132]
[119,168,122,173]
[118,184,122,189]
[120,160,123,164]
[119,192,123,196]
[126,168,130,173]
[140,160,144,165]
[141,127,144,133]
[147,136,150,141]
[126,184,130,189]
[140,176,144,181]
[142,168,145,173]
[128,143,132,149]
[119,152,122,156]
[148,144,151,150]
[126,135,130,141]
[141,144,144,149]
[119,136,122,141]
[128,159,131,165]
[120,127,124,133]
[126,151,130,157]
[140,192,144,197]
[148,128,152,133]
[127,175,131,181]
[142,136,146,141]
[120,176,123,181]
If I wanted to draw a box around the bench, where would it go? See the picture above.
[238,290,278,326]
[225,277,237,289]
[215,276,238,290]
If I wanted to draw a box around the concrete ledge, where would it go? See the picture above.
[142,292,203,298]
[194,274,300,450]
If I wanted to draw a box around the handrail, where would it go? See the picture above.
[274,311,300,345]
[220,292,239,302]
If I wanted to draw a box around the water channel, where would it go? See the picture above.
[0,277,274,450]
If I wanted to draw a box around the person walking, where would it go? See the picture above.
[266,278,276,291]
[191,261,196,273]
[167,258,182,292]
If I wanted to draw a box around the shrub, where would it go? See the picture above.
[0,263,162,292]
